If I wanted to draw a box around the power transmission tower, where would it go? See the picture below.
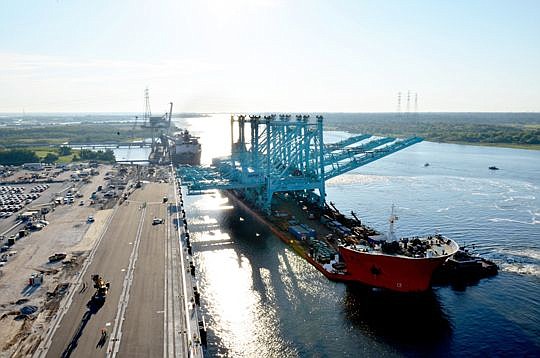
[143,87,151,127]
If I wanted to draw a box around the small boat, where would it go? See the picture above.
[488,166,499,170]
[433,248,498,284]
[424,163,430,167]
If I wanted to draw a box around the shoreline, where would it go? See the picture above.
[325,129,540,151]
[438,141,540,151]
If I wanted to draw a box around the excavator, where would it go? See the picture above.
[91,274,110,302]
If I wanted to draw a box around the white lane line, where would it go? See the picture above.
[0,219,22,236]
[106,206,146,357]
[35,205,119,358]
[172,167,195,357]
[164,202,171,358]
[163,212,168,358]
[171,211,185,354]
[167,204,175,357]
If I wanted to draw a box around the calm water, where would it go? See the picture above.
[176,115,540,357]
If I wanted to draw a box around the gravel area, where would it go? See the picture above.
[0,165,115,356]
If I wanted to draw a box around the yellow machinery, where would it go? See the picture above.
[91,274,110,301]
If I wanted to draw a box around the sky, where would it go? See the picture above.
[0,0,539,113]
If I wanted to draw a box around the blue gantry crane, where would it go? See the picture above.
[177,114,422,212]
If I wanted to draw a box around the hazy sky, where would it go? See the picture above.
[0,0,539,113]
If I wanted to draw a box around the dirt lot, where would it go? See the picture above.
[0,165,118,357]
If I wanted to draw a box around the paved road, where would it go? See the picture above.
[41,182,188,357]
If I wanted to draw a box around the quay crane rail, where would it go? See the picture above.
[177,114,422,212]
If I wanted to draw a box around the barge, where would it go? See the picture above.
[227,190,468,292]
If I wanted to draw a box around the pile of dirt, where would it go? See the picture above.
[2,315,34,352]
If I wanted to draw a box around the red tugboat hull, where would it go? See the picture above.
[339,246,454,292]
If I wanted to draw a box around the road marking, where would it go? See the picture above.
[35,205,119,357]
[171,210,186,355]
[164,200,171,357]
[106,207,146,357]
[0,220,22,236]
[168,206,176,357]
[172,168,197,357]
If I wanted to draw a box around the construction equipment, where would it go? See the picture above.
[91,274,110,302]
[48,252,67,263]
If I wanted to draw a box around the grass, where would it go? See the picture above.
[31,147,81,164]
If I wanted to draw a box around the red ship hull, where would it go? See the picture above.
[339,246,452,292]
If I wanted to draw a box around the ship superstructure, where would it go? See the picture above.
[135,88,202,165]
[170,130,201,165]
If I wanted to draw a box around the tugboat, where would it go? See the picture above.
[433,246,498,284]
[338,206,460,292]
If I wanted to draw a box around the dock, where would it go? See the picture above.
[34,168,204,358]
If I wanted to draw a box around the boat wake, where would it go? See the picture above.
[500,262,540,277]
[491,248,540,277]
[326,173,389,186]
[488,217,539,225]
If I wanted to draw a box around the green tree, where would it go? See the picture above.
[79,148,116,163]
[43,153,59,164]
[58,146,72,156]
[0,149,39,165]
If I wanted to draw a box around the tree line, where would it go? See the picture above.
[0,147,115,165]
[324,116,540,146]
[0,123,153,146]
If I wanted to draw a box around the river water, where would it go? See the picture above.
[172,115,540,357]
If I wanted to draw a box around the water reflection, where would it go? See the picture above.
[188,191,298,357]
[343,284,452,355]
[187,189,454,357]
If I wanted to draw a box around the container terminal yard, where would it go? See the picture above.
[0,113,496,357]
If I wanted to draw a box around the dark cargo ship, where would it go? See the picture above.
[171,130,201,165]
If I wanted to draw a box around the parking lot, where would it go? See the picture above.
[0,184,48,219]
